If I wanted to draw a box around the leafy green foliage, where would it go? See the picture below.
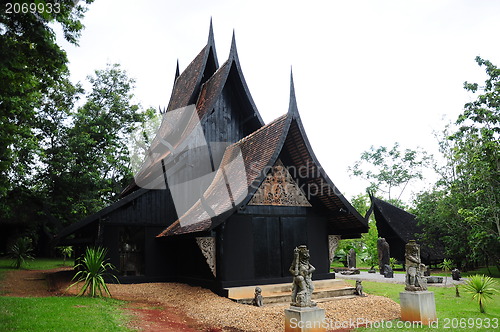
[335,194,379,269]
[0,0,94,202]
[69,247,118,297]
[389,257,397,269]
[57,246,73,266]
[1,63,155,245]
[463,274,498,313]
[8,237,34,269]
[414,56,500,270]
[349,143,431,201]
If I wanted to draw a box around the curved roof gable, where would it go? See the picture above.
[158,73,367,237]
[195,31,264,126]
[166,20,219,112]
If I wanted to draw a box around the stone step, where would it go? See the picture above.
[225,279,356,305]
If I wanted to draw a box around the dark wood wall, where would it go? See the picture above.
[107,189,176,226]
[203,63,260,170]
[217,206,332,288]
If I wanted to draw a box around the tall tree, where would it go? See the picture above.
[51,64,154,223]
[349,143,431,203]
[0,0,94,199]
[414,56,500,271]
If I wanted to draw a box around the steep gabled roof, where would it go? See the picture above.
[370,196,444,261]
[157,73,368,237]
[195,31,264,126]
[122,29,263,197]
[167,20,219,112]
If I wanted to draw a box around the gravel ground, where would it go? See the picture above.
[102,282,400,332]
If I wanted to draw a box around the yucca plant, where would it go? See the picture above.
[68,247,118,297]
[463,274,498,313]
[8,237,34,269]
[439,259,453,285]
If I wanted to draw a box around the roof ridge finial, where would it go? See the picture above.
[174,59,180,80]
[208,18,215,45]
[288,67,299,116]
[229,29,238,59]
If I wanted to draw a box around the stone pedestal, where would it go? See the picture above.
[400,291,437,325]
[285,306,326,332]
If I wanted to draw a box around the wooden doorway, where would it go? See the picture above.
[253,216,307,279]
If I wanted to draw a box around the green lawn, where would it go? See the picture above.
[342,279,500,331]
[0,257,74,271]
[0,257,133,331]
[0,296,132,331]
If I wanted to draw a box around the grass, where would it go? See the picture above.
[0,257,74,271]
[0,257,132,331]
[0,296,132,331]
[342,279,500,331]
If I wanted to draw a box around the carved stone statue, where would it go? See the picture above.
[383,264,394,278]
[404,240,427,291]
[377,238,390,275]
[253,287,263,307]
[289,245,316,307]
[355,280,366,297]
[348,248,356,269]
[452,268,461,281]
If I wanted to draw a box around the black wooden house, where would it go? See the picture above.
[56,23,368,293]
[370,196,444,265]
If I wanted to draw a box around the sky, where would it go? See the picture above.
[56,0,500,203]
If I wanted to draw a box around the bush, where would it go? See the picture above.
[68,247,118,297]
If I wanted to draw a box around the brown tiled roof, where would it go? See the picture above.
[157,114,288,236]
[195,60,231,119]
[167,46,209,112]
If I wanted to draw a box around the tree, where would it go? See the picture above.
[349,143,431,202]
[1,63,155,252]
[414,56,500,271]
[61,64,154,220]
[0,0,94,201]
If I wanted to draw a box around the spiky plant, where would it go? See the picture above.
[68,247,118,297]
[439,259,453,285]
[463,274,498,313]
[8,237,34,269]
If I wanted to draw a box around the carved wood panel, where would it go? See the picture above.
[196,237,216,277]
[249,159,311,207]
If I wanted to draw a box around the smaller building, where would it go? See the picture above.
[370,196,444,266]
